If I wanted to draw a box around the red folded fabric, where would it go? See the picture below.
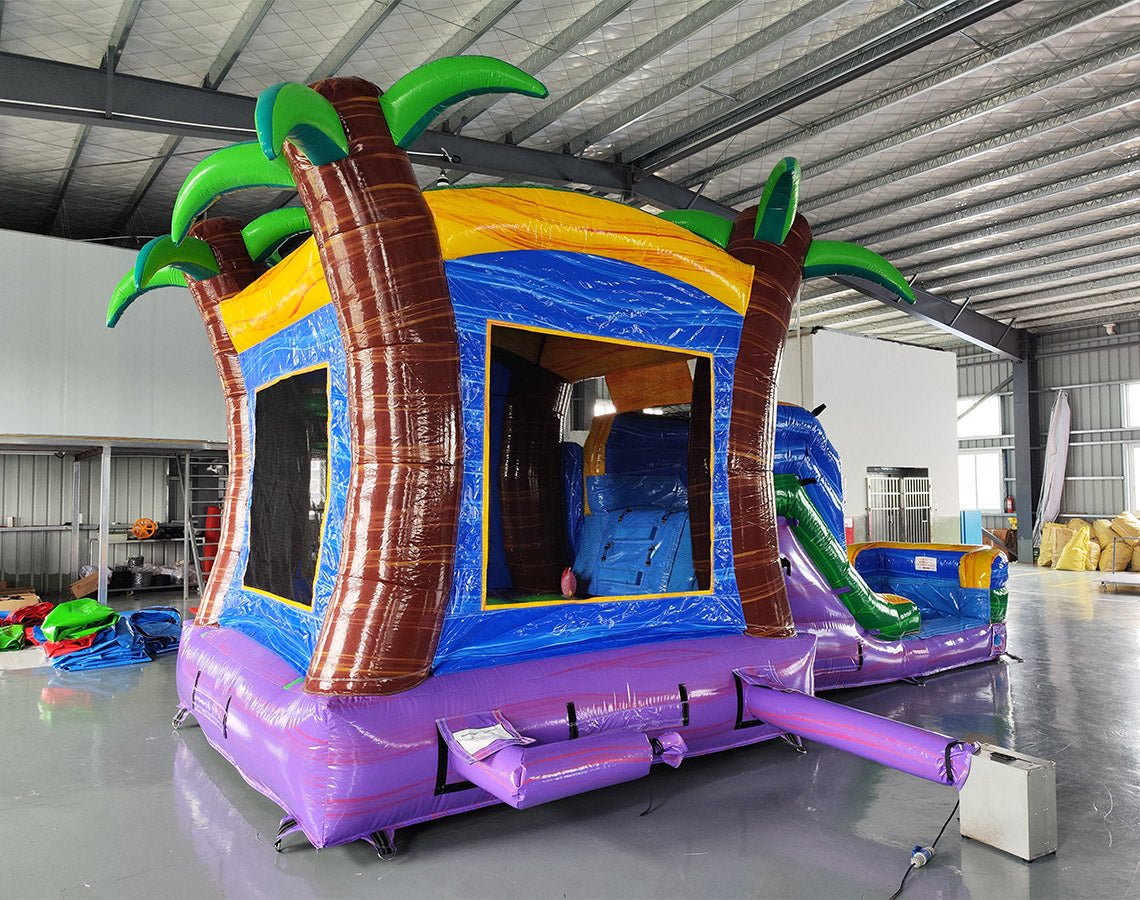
[42,632,99,659]
[10,602,53,626]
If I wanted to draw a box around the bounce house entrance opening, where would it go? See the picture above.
[244,366,330,609]
[484,323,713,608]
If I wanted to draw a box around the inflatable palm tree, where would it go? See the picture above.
[108,57,546,694]
[662,160,914,637]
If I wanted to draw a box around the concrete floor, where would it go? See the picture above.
[1,566,1138,899]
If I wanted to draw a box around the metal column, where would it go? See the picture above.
[182,451,190,604]
[97,444,111,605]
[70,457,82,579]
[1012,334,1039,563]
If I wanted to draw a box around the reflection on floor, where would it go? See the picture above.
[1,569,1138,898]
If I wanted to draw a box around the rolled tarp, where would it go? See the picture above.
[740,672,975,788]
[1033,391,1070,547]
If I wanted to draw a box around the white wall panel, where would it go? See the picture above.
[0,229,225,441]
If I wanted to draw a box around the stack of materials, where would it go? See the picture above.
[0,600,53,651]
[1039,512,1140,572]
[33,600,181,671]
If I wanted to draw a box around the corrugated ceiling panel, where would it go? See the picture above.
[0,1,121,66]
[115,0,250,85]
[221,0,375,94]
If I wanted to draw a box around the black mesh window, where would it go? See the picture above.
[245,368,329,607]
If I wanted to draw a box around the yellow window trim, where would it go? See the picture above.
[482,321,716,610]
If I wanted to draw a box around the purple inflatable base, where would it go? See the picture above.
[778,523,1007,691]
[176,623,819,848]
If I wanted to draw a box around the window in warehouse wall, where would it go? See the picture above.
[1127,442,1140,511]
[957,395,1002,438]
[959,450,1003,512]
[1123,381,1140,429]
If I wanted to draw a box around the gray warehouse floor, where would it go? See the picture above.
[1,566,1138,899]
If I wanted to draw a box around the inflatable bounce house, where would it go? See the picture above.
[106,56,1004,853]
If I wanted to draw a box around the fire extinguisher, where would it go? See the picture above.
[1004,495,1015,513]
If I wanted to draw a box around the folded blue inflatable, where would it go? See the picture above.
[49,607,182,672]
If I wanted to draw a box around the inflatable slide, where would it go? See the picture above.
[774,404,1009,690]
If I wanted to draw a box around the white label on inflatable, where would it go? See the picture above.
[450,723,518,757]
[915,556,938,572]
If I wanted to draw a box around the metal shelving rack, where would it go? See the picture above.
[0,435,227,602]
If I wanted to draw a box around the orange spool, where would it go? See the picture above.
[131,517,158,540]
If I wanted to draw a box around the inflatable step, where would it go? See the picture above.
[438,711,685,809]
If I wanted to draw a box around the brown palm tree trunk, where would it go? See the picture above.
[282,77,463,696]
[499,364,571,591]
[185,217,264,626]
[726,211,813,637]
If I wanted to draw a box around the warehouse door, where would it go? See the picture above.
[866,467,931,543]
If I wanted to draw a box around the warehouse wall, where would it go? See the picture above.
[0,453,174,597]
[0,229,225,442]
[778,329,961,542]
[957,318,1140,535]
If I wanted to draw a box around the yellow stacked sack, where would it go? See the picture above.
[1132,544,1140,572]
[1093,519,1115,549]
[1099,542,1130,572]
[1038,522,1056,567]
[1055,526,1089,571]
[1110,511,1140,546]
[1087,540,1101,571]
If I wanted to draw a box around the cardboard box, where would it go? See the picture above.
[0,591,40,614]
[70,572,100,599]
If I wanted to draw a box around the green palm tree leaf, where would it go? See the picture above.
[241,207,312,262]
[172,142,296,243]
[256,82,350,166]
[380,56,547,149]
[754,157,800,245]
[135,235,220,289]
[657,209,733,248]
[803,240,915,304]
[107,266,186,328]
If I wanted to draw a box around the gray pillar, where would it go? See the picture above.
[69,458,81,579]
[97,445,111,605]
[1011,334,1038,564]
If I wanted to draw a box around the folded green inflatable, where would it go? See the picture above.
[0,623,25,651]
[40,599,119,643]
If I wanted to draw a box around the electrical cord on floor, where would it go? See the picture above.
[887,799,960,900]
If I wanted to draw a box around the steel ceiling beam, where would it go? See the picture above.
[615,2,916,167]
[800,207,1140,308]
[562,0,847,157]
[716,6,1139,205]
[927,234,1140,295]
[110,0,278,235]
[307,0,405,82]
[801,181,1140,310]
[43,124,90,235]
[42,0,146,237]
[428,0,523,61]
[815,118,1140,237]
[443,0,638,133]
[832,277,1026,360]
[632,0,1022,174]
[105,0,143,70]
[850,154,1140,249]
[503,0,746,146]
[204,0,276,90]
[0,51,1023,358]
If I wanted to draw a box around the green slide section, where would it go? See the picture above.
[774,474,921,640]
[989,586,1008,623]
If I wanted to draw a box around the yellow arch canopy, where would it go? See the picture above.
[219,186,753,352]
